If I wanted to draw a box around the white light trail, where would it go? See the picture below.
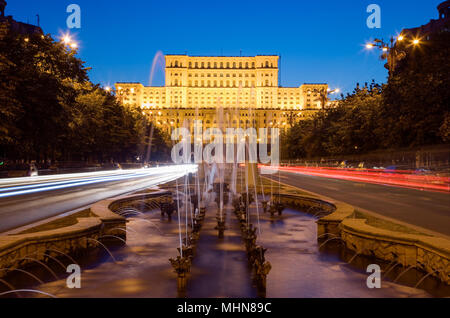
[0,165,197,199]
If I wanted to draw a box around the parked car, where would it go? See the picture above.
[0,163,39,178]
[27,163,39,177]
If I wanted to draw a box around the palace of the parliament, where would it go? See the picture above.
[115,55,332,134]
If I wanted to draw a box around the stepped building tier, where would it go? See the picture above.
[116,55,332,134]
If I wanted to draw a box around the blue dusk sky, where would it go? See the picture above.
[7,0,443,95]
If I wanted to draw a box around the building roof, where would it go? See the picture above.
[402,0,449,36]
[165,54,279,57]
[0,16,42,35]
[438,0,450,12]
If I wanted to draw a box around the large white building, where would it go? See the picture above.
[116,55,331,134]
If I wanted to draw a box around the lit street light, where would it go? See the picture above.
[329,88,340,94]
[63,35,71,44]
[313,87,340,110]
[61,33,79,51]
[364,35,418,73]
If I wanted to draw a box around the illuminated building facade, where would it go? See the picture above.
[116,55,330,134]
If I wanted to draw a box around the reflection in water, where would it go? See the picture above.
[254,208,430,298]
[186,205,257,298]
[19,205,435,298]
[33,210,182,298]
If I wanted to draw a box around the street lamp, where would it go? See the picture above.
[61,33,79,51]
[365,36,413,73]
[63,35,71,45]
[329,88,340,94]
[313,87,340,110]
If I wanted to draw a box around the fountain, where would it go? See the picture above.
[261,200,268,213]
[169,255,191,292]
[144,51,165,166]
[274,200,285,216]
[160,197,178,220]
[1,53,446,299]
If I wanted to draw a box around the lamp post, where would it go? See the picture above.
[286,111,298,127]
[61,33,79,51]
[365,35,420,74]
[313,87,340,110]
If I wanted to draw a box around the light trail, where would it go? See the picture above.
[0,172,145,193]
[0,165,197,198]
[259,165,450,193]
[0,168,128,186]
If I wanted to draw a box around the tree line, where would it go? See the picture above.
[0,30,170,165]
[282,32,450,160]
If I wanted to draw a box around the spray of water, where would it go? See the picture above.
[145,51,165,165]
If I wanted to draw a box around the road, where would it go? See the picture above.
[265,170,450,237]
[0,165,196,233]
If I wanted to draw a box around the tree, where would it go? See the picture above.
[282,82,383,160]
[0,28,171,164]
[0,30,88,161]
[380,32,450,148]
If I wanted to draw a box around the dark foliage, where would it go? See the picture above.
[283,32,450,159]
[0,30,170,163]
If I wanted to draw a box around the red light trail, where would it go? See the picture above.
[258,165,450,193]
